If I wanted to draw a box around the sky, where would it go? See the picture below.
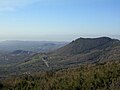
[0,0,120,41]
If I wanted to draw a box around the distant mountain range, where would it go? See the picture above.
[0,41,68,53]
[0,37,120,76]
[11,50,33,55]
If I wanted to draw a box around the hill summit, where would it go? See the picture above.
[53,37,118,56]
[47,37,120,67]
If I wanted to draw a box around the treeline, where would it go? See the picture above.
[0,61,120,90]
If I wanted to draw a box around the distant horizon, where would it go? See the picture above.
[0,0,120,41]
[0,35,120,42]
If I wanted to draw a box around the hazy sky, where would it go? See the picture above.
[0,0,120,41]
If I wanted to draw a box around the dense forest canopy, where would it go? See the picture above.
[0,61,120,90]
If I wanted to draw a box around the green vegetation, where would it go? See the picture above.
[0,61,120,90]
[18,55,42,66]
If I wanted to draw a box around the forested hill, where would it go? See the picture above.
[52,37,119,56]
[0,61,120,90]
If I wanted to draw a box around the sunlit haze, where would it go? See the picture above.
[0,0,120,41]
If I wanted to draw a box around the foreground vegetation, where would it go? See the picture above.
[0,61,120,90]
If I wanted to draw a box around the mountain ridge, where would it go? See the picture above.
[51,37,119,56]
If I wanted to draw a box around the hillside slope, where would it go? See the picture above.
[0,37,120,75]
[1,61,120,90]
[46,37,120,68]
